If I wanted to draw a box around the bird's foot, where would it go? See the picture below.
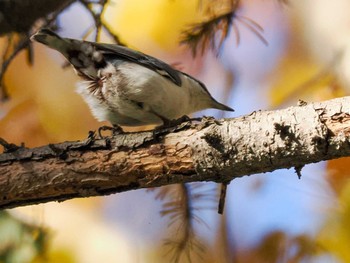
[98,125,124,138]
[153,115,199,137]
[163,115,192,127]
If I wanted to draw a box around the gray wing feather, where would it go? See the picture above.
[88,42,182,86]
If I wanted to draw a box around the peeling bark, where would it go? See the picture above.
[1,96,350,209]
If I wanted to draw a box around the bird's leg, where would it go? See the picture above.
[152,115,200,138]
[156,115,202,130]
[163,115,191,127]
[98,124,124,138]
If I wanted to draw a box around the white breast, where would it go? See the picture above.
[76,62,212,126]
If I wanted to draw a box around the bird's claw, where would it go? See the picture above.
[98,125,124,139]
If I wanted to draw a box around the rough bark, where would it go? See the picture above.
[1,96,350,209]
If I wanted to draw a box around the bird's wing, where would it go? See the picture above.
[89,42,182,86]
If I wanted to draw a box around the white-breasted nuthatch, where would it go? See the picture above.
[31,29,234,127]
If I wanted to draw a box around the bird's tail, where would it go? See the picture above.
[31,29,106,78]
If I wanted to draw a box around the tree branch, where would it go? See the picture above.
[1,96,350,209]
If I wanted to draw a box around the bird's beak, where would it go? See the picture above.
[30,32,48,45]
[30,28,61,45]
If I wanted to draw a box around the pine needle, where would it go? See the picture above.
[154,183,216,262]
[180,0,268,57]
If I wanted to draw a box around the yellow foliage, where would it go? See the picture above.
[104,0,202,51]
[0,99,49,147]
[269,50,345,108]
[32,250,76,263]
[327,158,350,194]
[318,182,350,262]
[0,45,104,145]
[269,21,346,108]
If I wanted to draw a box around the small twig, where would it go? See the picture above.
[218,182,229,214]
[236,16,268,45]
[294,165,304,179]
[79,0,126,44]
[79,0,104,41]
[0,37,30,101]
[0,138,23,153]
[26,34,34,65]
[103,22,127,46]
[2,35,14,61]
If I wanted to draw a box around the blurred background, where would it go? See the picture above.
[1,0,350,262]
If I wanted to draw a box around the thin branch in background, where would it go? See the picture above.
[26,35,34,65]
[236,16,268,45]
[81,26,96,41]
[79,0,126,46]
[180,0,267,57]
[0,0,126,101]
[0,0,75,101]
[103,21,127,46]
[155,183,216,262]
[2,35,14,62]
[79,0,107,41]
[0,37,31,101]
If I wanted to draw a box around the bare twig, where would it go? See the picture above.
[0,137,22,153]
[218,182,230,214]
[79,0,126,45]
[0,37,31,101]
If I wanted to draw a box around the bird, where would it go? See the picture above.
[30,29,234,130]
